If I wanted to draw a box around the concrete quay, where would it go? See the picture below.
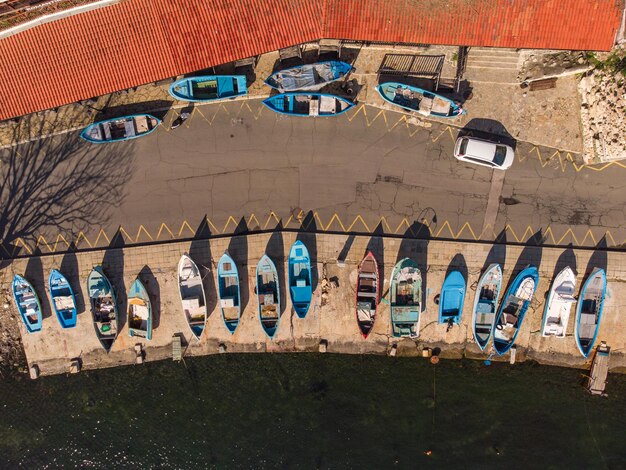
[2,232,624,377]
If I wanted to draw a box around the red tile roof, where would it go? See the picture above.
[0,0,623,121]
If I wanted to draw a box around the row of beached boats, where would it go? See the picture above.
[79,60,464,143]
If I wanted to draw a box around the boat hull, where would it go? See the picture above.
[471,264,502,350]
[127,278,152,340]
[288,241,312,318]
[356,252,379,338]
[376,82,465,118]
[87,266,118,352]
[439,270,466,324]
[12,274,43,333]
[263,93,354,117]
[218,251,241,334]
[169,75,247,102]
[541,266,576,338]
[48,269,77,329]
[178,254,208,339]
[80,114,160,143]
[265,61,353,92]
[390,258,421,338]
[257,254,280,339]
[575,268,606,358]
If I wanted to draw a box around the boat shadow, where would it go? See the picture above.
[228,217,250,315]
[583,237,608,280]
[189,216,218,319]
[24,256,51,320]
[91,100,174,123]
[102,228,127,332]
[139,265,160,332]
[395,218,431,313]
[445,253,468,286]
[296,210,319,292]
[60,246,86,314]
[458,118,517,150]
[366,223,385,298]
[508,230,544,293]
[266,230,286,316]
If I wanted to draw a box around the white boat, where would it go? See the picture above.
[541,266,576,337]
[178,254,208,339]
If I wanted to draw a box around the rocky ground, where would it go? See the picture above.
[0,286,26,377]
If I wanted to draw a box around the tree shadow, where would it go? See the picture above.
[0,114,133,262]
[584,237,608,279]
[228,217,250,312]
[60,243,85,314]
[366,223,385,289]
[296,210,318,292]
[102,228,126,331]
[266,230,286,315]
[396,219,431,311]
[24,255,50,319]
[139,265,160,332]
[458,118,517,150]
[189,216,217,317]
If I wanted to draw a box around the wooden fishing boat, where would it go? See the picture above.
[257,254,280,339]
[376,82,465,118]
[217,251,241,334]
[178,254,207,339]
[127,278,152,340]
[575,268,606,358]
[12,274,42,333]
[356,252,379,338]
[80,114,160,143]
[493,265,539,355]
[472,264,502,350]
[87,266,118,351]
[169,75,247,102]
[262,93,354,117]
[389,258,421,338]
[48,269,77,329]
[288,241,312,318]
[541,266,576,338]
[439,270,466,324]
[265,61,353,92]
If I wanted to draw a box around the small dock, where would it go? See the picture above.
[587,342,610,396]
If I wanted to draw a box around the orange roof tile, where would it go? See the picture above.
[0,0,623,121]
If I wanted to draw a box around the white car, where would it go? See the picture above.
[453,136,515,170]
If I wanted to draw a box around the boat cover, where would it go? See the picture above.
[290,286,310,303]
[54,296,74,310]
[277,64,335,91]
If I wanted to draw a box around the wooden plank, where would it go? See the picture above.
[529,77,558,91]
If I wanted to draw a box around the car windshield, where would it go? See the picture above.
[493,145,507,166]
[459,138,469,155]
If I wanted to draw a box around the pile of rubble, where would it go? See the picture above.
[0,288,25,376]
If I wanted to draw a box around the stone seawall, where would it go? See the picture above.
[1,232,624,377]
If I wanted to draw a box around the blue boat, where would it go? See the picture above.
[48,269,77,329]
[493,265,539,355]
[256,254,280,339]
[471,264,502,350]
[575,268,607,358]
[288,241,312,318]
[127,278,152,340]
[263,93,354,117]
[80,114,160,143]
[88,266,118,351]
[390,258,421,338]
[376,82,465,118]
[217,251,241,334]
[169,75,247,102]
[12,274,42,333]
[439,270,466,324]
[265,61,353,92]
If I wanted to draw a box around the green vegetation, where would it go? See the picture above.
[587,50,626,78]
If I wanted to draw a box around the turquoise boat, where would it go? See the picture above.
[169,75,247,102]
[288,241,312,318]
[12,274,42,333]
[263,93,354,117]
[80,114,160,143]
[266,61,353,92]
[575,268,607,358]
[439,270,466,324]
[376,82,465,118]
[471,264,502,350]
[87,266,118,351]
[217,251,241,334]
[390,258,421,338]
[493,265,539,355]
[127,278,152,340]
[256,254,280,339]
[48,269,77,329]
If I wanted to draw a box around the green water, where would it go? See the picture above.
[0,355,624,468]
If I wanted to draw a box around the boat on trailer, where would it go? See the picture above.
[48,269,77,329]
[217,251,241,334]
[127,278,152,340]
[257,254,280,339]
[12,274,42,333]
[493,265,539,355]
[87,266,118,351]
[439,270,466,324]
[390,258,421,338]
[376,82,465,118]
[288,241,312,318]
[178,254,207,339]
[541,266,576,338]
[265,61,353,92]
[262,93,354,117]
[356,252,379,338]
[80,114,160,143]
[169,75,247,102]
[471,264,502,350]
[575,268,607,358]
